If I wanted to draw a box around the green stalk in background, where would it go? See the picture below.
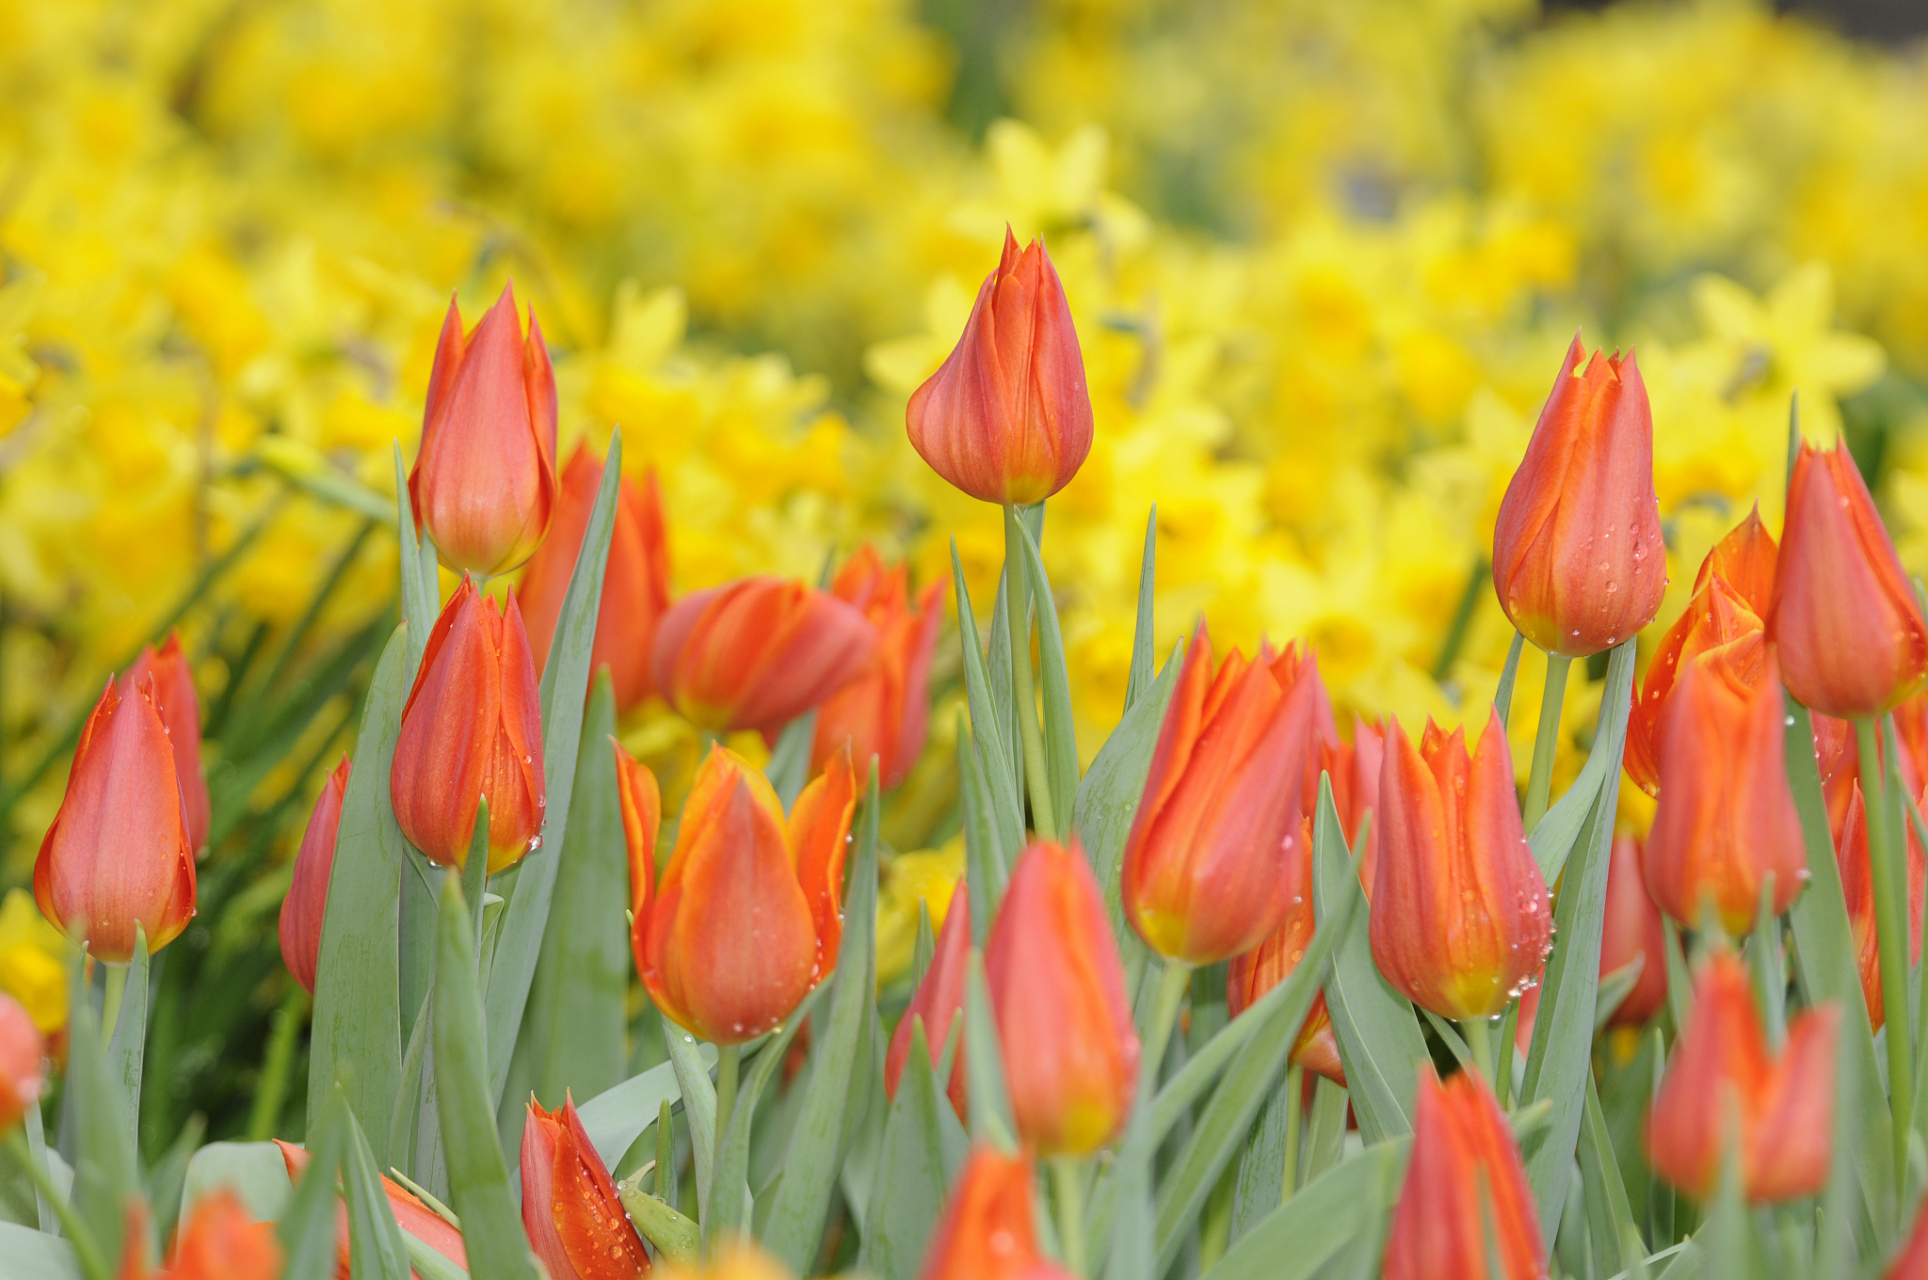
[1005,502,1056,840]
[1857,715,1913,1180]
[1522,652,1571,832]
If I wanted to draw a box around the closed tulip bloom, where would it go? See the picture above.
[390,578,546,873]
[1324,715,1385,892]
[277,756,350,995]
[409,285,559,576]
[35,675,196,963]
[1122,627,1329,965]
[906,228,1093,507]
[1370,712,1552,1021]
[1383,1068,1548,1280]
[985,839,1140,1157]
[1837,781,1926,1032]
[518,444,671,713]
[126,633,210,853]
[1642,645,1806,936]
[637,747,854,1045]
[521,1097,652,1280]
[614,739,661,938]
[885,882,969,1117]
[1227,818,1344,1083]
[276,1140,468,1275]
[141,1191,282,1280]
[1599,833,1668,1028]
[811,548,943,788]
[1648,954,1838,1203]
[917,1147,1074,1280]
[0,994,44,1131]
[653,576,878,735]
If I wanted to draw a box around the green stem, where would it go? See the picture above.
[100,963,128,1045]
[1858,716,1914,1177]
[5,1131,113,1280]
[1521,653,1572,832]
[1139,960,1193,1101]
[1280,1065,1304,1206]
[712,1043,740,1170]
[1052,1156,1087,1276]
[1461,1015,1496,1092]
[246,988,305,1141]
[1004,504,1057,840]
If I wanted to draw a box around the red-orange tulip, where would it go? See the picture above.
[390,578,546,873]
[885,882,969,1117]
[1226,817,1344,1083]
[409,284,559,576]
[1599,833,1668,1029]
[1647,953,1838,1203]
[129,1190,282,1280]
[1642,645,1805,936]
[917,1147,1074,1280]
[811,547,943,789]
[1491,336,1666,658]
[985,839,1139,1157]
[614,739,661,940]
[1383,1068,1547,1280]
[652,576,878,735]
[1370,712,1552,1021]
[518,443,671,714]
[277,1140,468,1275]
[277,755,350,996]
[906,228,1094,507]
[1770,439,1928,718]
[126,633,210,853]
[636,746,854,1045]
[35,675,196,963]
[0,994,44,1132]
[1122,627,1331,965]
[1324,715,1384,893]
[521,1097,652,1280]
[1837,781,1926,1033]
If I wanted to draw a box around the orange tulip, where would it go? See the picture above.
[906,228,1094,507]
[34,674,196,963]
[1324,715,1384,893]
[276,1140,468,1275]
[1370,712,1552,1021]
[885,882,969,1117]
[518,443,672,714]
[614,739,661,942]
[810,548,943,789]
[1837,781,1926,1033]
[1598,834,1668,1029]
[636,746,854,1045]
[1121,627,1332,965]
[1770,439,1928,718]
[409,284,559,577]
[1382,1068,1547,1280]
[126,1191,281,1280]
[1647,953,1837,1203]
[521,1097,652,1280]
[390,577,546,874]
[1642,645,1806,936]
[0,993,44,1132]
[917,1147,1074,1280]
[1226,817,1344,1083]
[277,755,350,995]
[985,839,1139,1157]
[652,576,878,735]
[1491,336,1666,658]
[126,633,210,853]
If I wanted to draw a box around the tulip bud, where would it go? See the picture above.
[277,1139,468,1272]
[1324,715,1385,893]
[637,747,853,1045]
[906,228,1094,506]
[277,756,350,996]
[918,1147,1075,1280]
[518,444,672,714]
[126,633,210,853]
[156,1190,282,1280]
[985,839,1139,1157]
[1227,817,1344,1083]
[1599,833,1668,1029]
[1491,336,1666,658]
[521,1097,651,1280]
[390,578,546,873]
[811,548,943,789]
[1647,953,1838,1202]
[885,882,969,1117]
[614,739,661,943]
[1382,1068,1548,1280]
[1836,781,1926,1032]
[1642,645,1806,936]
[0,994,44,1132]
[1370,712,1552,1021]
[652,576,878,735]
[1770,439,1928,718]
[409,285,559,576]
[34,675,196,963]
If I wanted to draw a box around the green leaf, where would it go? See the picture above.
[104,931,148,1170]
[484,430,624,1109]
[1124,506,1157,712]
[67,955,138,1264]
[1578,1073,1638,1279]
[950,539,1025,859]
[0,1222,83,1280]
[1529,635,1634,884]
[1012,517,1079,825]
[1495,633,1525,730]
[144,1113,203,1245]
[1301,1078,1348,1185]
[857,1020,965,1280]
[1226,1075,1291,1246]
[576,1057,707,1172]
[339,1092,412,1280]
[433,873,541,1280]
[765,710,820,811]
[309,624,412,1165]
[280,1092,347,1280]
[1202,1139,1402,1280]
[958,714,1006,945]
[964,951,1017,1151]
[391,979,435,1188]
[709,984,829,1242]
[763,765,883,1270]
[404,1233,472,1280]
[180,1142,294,1225]
[615,1172,701,1265]
[662,1012,719,1223]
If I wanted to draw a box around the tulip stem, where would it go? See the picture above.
[1051,1156,1087,1276]
[1521,653,1571,833]
[712,1042,741,1211]
[1858,716,1915,1174]
[1461,1015,1496,1092]
[1004,503,1057,839]
[1280,1065,1304,1206]
[1140,960,1193,1101]
[100,962,128,1044]
[5,1131,112,1280]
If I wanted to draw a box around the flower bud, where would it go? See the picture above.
[1324,715,1385,892]
[521,1097,651,1280]
[0,994,44,1132]
[652,576,878,735]
[1370,712,1552,1021]
[277,1139,468,1272]
[1226,817,1344,1083]
[155,1190,282,1280]
[1642,645,1806,936]
[1382,1068,1547,1280]
[636,747,853,1045]
[985,839,1139,1157]
[518,444,672,714]
[811,548,943,789]
[1599,833,1668,1029]
[885,882,968,1117]
[409,285,559,576]
[1770,439,1928,718]
[126,633,210,853]
[34,675,196,963]
[1836,781,1925,1033]
[918,1147,1074,1280]
[390,578,546,873]
[277,755,350,995]
[1491,336,1666,658]
[1647,953,1838,1203]
[906,228,1094,506]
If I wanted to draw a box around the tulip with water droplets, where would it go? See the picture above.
[521,1095,653,1279]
